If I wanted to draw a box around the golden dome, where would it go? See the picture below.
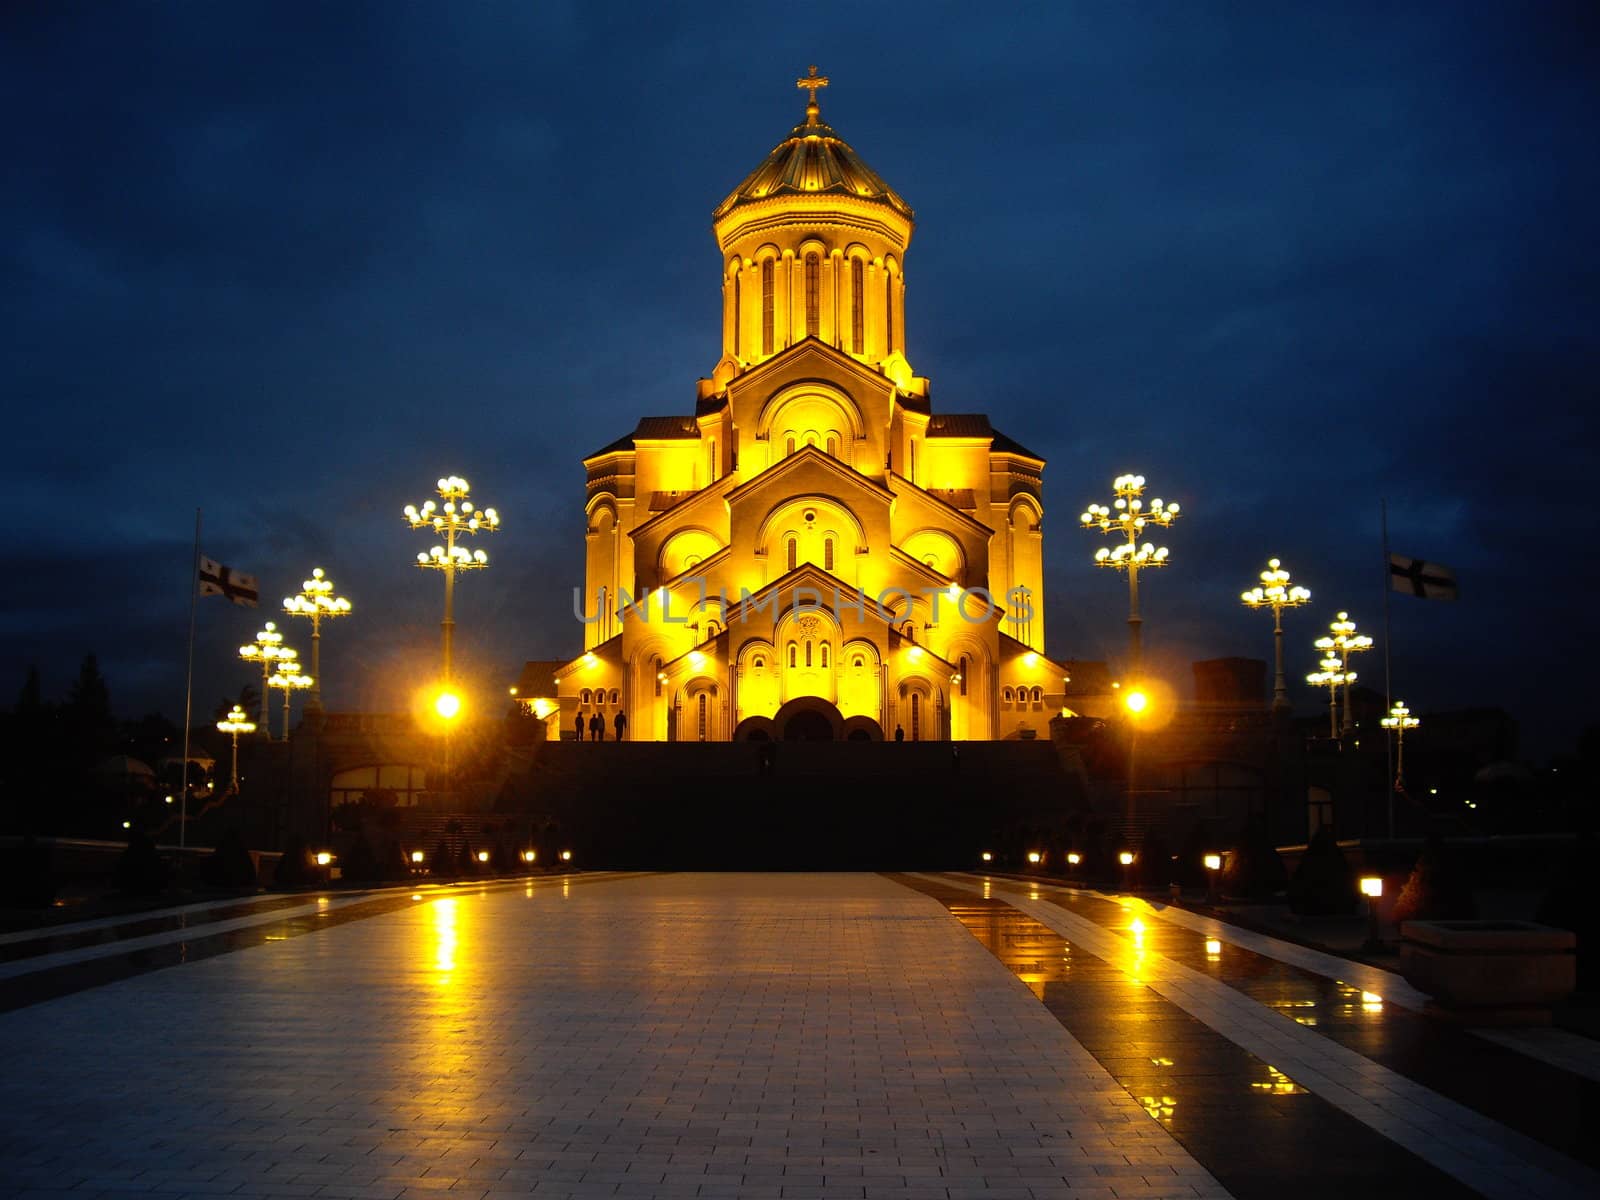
[714,90,913,223]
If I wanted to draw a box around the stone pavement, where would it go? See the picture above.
[0,872,1594,1200]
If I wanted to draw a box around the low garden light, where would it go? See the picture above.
[1360,876,1384,951]
[1119,851,1135,866]
[314,851,333,867]
[410,850,425,865]
[1241,558,1312,714]
[980,851,993,862]
[560,849,573,862]
[1360,876,1383,898]
[1027,851,1042,865]
[1067,852,1082,866]
[1203,852,1223,902]
[1203,853,1223,872]
[215,704,256,793]
[521,849,537,864]
[476,850,490,864]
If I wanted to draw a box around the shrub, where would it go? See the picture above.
[430,837,456,879]
[1288,827,1355,916]
[338,836,380,883]
[1220,816,1288,900]
[114,830,171,896]
[201,828,258,889]
[455,840,479,877]
[1536,832,1599,990]
[1394,834,1477,924]
[273,834,310,888]
[1135,828,1174,890]
[0,836,56,908]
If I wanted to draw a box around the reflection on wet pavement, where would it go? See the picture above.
[892,874,1480,1200]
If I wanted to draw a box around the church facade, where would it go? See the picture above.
[551,73,1071,743]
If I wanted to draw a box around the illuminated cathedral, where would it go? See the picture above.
[549,70,1071,742]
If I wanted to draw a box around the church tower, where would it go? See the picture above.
[556,72,1065,744]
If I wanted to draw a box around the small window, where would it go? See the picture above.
[824,537,835,572]
[1002,687,1014,705]
[804,252,820,337]
[788,643,797,668]
[1030,687,1042,704]
[761,258,775,355]
[786,436,796,457]
[910,692,921,740]
[732,273,740,356]
[611,689,621,705]
[853,655,865,669]
[786,537,797,572]
[885,269,894,351]
[820,644,829,668]
[581,689,592,705]
[697,693,708,741]
[851,257,864,354]
[826,434,838,458]
[804,641,812,668]
[959,656,969,697]
[753,656,765,669]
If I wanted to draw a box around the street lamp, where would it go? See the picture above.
[238,621,288,728]
[267,654,314,742]
[282,567,351,710]
[1080,474,1181,674]
[1315,612,1374,735]
[405,476,499,680]
[215,704,256,793]
[1306,653,1354,739]
[1380,701,1421,795]
[1241,558,1311,714]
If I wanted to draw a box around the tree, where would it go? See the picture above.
[65,654,114,759]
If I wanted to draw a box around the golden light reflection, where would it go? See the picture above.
[431,898,459,975]
[1150,1056,1173,1067]
[1205,938,1222,958]
[1250,1065,1307,1095]
[1140,1094,1176,1123]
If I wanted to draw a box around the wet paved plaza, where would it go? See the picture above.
[1,872,1596,1200]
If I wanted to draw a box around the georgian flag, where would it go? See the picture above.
[198,556,259,606]
[1389,553,1458,602]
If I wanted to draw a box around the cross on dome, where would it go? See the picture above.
[796,64,829,125]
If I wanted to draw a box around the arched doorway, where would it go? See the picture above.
[773,696,845,742]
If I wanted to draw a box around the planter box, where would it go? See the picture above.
[1400,919,1576,1025]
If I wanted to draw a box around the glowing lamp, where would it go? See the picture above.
[980,851,993,862]
[433,690,462,720]
[1360,876,1383,898]
[1066,852,1082,866]
[1027,851,1042,864]
[476,850,489,863]
[521,849,536,863]
[314,851,333,867]
[410,850,424,864]
[1119,851,1135,866]
[1203,853,1223,872]
[1124,688,1149,715]
[560,849,573,862]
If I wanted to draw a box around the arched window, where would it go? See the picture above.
[826,434,838,458]
[732,273,740,356]
[581,689,592,705]
[697,693,708,741]
[853,655,865,669]
[786,436,796,457]
[910,692,921,741]
[804,641,812,668]
[708,438,716,482]
[959,656,969,697]
[824,537,835,572]
[788,643,797,668]
[652,658,663,697]
[885,270,894,351]
[850,257,864,354]
[761,258,775,355]
[820,644,829,668]
[786,537,797,572]
[804,252,819,338]
[611,689,621,705]
[753,655,765,669]
[1002,687,1014,705]
[1030,686,1042,705]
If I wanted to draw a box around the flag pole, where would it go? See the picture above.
[1381,498,1394,838]
[179,508,201,857]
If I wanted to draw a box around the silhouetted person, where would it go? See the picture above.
[894,725,905,742]
[951,744,961,774]
[573,712,584,742]
[589,712,603,741]
[613,710,627,740]
[759,742,776,775]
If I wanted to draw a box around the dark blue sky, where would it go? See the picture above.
[3,3,1595,757]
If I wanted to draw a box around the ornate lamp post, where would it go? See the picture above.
[283,567,351,710]
[1314,612,1373,735]
[1241,558,1311,714]
[405,476,499,680]
[1380,701,1420,794]
[215,704,256,792]
[266,651,313,742]
[1306,654,1353,738]
[238,621,288,728]
[1080,474,1181,675]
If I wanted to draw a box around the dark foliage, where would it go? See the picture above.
[1393,834,1478,924]
[1220,815,1288,900]
[338,836,380,883]
[1536,832,1600,989]
[431,837,456,878]
[114,829,171,896]
[201,828,258,889]
[1135,828,1174,889]
[1288,827,1356,916]
[273,834,310,888]
[0,835,56,907]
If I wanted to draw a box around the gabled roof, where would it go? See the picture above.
[584,416,702,462]
[724,442,895,506]
[584,431,635,460]
[885,471,994,537]
[990,428,1045,462]
[728,334,896,398]
[926,413,994,439]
